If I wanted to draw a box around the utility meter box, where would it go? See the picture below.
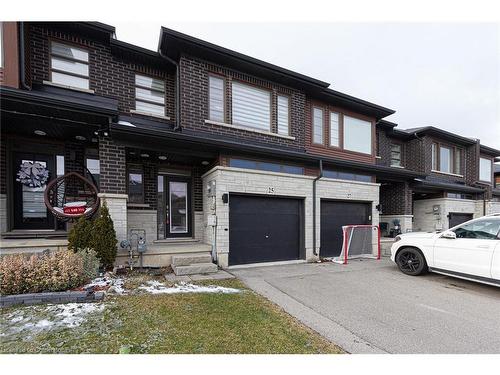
[208,214,217,227]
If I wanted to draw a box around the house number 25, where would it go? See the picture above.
[267,187,275,194]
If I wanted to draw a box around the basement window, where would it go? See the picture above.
[50,41,89,90]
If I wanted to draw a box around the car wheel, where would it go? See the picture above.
[396,247,427,276]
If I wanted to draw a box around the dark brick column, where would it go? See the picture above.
[98,137,126,195]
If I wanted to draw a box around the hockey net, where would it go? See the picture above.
[333,225,381,264]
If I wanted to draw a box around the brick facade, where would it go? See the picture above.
[179,55,306,151]
[28,24,176,121]
[380,181,412,215]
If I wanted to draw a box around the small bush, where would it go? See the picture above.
[0,250,98,295]
[90,203,117,270]
[68,216,93,252]
[77,248,100,281]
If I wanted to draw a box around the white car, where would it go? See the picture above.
[390,214,500,287]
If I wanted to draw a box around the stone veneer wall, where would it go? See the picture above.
[202,167,380,268]
[127,210,158,244]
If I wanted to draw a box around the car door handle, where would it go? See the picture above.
[476,245,490,249]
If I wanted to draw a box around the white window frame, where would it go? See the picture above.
[312,107,324,144]
[133,74,166,117]
[390,143,402,167]
[479,157,492,182]
[231,81,271,131]
[343,115,372,155]
[49,41,90,90]
[277,95,290,136]
[208,75,225,122]
[329,111,340,147]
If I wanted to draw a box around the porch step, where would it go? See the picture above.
[171,262,218,276]
[172,254,212,267]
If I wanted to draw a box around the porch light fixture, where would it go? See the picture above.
[158,155,167,160]
[140,153,149,158]
[34,130,46,136]
[201,161,210,166]
[75,135,86,141]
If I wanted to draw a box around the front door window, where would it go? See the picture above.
[169,181,188,234]
[158,175,192,238]
[13,153,55,230]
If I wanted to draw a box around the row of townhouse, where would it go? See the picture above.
[1,22,499,267]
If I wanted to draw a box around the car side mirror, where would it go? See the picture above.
[441,231,456,239]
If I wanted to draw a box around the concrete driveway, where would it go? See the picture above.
[231,258,500,354]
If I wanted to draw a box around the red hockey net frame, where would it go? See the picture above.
[334,224,381,264]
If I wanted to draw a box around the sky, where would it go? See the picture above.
[110,22,500,149]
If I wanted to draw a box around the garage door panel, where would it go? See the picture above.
[320,201,371,258]
[229,195,302,266]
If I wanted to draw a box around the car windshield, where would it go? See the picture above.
[453,219,500,239]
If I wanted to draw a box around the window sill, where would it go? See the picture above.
[130,110,171,121]
[204,119,296,140]
[390,165,405,169]
[431,170,464,178]
[43,81,95,94]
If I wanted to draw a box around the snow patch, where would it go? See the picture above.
[84,276,126,294]
[138,281,240,295]
[1,302,105,338]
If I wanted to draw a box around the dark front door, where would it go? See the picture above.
[448,212,473,229]
[229,194,303,266]
[13,152,55,230]
[320,200,371,257]
[160,175,192,238]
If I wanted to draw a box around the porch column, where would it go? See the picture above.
[98,137,128,243]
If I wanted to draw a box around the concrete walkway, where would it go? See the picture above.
[231,258,500,354]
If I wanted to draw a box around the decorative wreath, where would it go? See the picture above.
[16,161,49,187]
[44,172,100,221]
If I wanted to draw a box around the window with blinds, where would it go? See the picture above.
[313,107,324,144]
[330,112,340,147]
[277,95,289,135]
[50,41,89,89]
[209,75,225,122]
[134,74,165,116]
[232,81,271,131]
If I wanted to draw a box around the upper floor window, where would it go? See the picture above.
[209,75,225,122]
[50,41,89,90]
[439,146,452,173]
[232,81,271,131]
[277,95,290,135]
[432,142,462,175]
[312,107,324,144]
[134,74,165,116]
[479,157,492,182]
[390,144,402,167]
[343,115,372,154]
[329,112,340,147]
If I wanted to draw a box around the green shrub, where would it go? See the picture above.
[76,248,100,281]
[90,202,117,270]
[0,250,90,295]
[68,216,93,252]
